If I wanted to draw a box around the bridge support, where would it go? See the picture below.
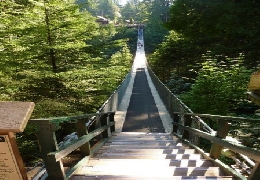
[76,119,91,156]
[182,115,192,139]
[210,119,230,159]
[35,120,66,180]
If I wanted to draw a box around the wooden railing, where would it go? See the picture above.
[30,112,115,180]
[172,112,260,180]
[146,62,260,180]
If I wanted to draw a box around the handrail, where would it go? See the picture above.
[146,61,260,179]
[30,111,115,180]
[146,63,214,134]
[175,112,260,122]
[172,112,260,179]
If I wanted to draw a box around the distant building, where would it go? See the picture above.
[96,16,109,25]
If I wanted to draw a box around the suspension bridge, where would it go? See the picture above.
[22,29,260,179]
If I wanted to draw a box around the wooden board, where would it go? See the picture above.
[0,102,34,132]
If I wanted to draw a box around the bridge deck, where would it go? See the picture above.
[70,34,235,179]
[114,36,173,134]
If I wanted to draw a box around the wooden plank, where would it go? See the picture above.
[210,120,230,159]
[96,148,197,154]
[174,112,260,122]
[72,175,234,180]
[48,122,115,161]
[65,156,90,180]
[80,166,223,177]
[87,159,213,167]
[172,121,260,162]
[173,132,247,180]
[34,121,65,180]
[75,119,90,156]
[106,140,179,144]
[0,101,34,133]
[101,145,190,149]
[93,153,202,160]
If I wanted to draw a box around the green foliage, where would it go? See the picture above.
[16,124,40,166]
[180,53,252,115]
[143,0,172,54]
[149,31,201,82]
[165,0,260,68]
[80,0,121,21]
[13,45,132,165]
[0,0,135,166]
[166,73,191,95]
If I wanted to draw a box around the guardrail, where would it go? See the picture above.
[30,112,115,180]
[172,112,260,180]
[28,62,134,179]
[146,62,260,179]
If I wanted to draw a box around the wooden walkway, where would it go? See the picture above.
[72,132,234,179]
[70,30,235,180]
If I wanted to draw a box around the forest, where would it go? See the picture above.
[1,0,260,165]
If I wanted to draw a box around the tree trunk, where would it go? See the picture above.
[44,0,57,72]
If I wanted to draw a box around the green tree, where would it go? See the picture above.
[149,31,202,82]
[120,1,136,21]
[165,0,260,68]
[142,0,173,53]
[181,54,251,115]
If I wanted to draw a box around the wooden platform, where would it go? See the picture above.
[71,132,234,179]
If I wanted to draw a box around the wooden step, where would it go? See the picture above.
[80,166,225,176]
[97,148,197,154]
[93,153,202,159]
[102,144,190,149]
[113,132,171,136]
[110,136,176,140]
[107,139,179,143]
[72,175,234,180]
[105,142,181,147]
[110,135,176,140]
[87,159,214,167]
[72,132,233,179]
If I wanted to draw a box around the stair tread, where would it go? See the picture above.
[103,143,190,148]
[93,153,202,159]
[97,148,197,154]
[88,159,214,167]
[72,132,232,179]
[108,138,180,143]
[113,132,171,136]
[72,175,234,180]
[80,166,225,176]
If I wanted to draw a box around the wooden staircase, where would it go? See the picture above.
[72,132,234,180]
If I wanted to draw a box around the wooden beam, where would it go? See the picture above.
[48,122,115,161]
[172,122,260,162]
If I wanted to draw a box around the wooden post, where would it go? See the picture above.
[100,114,110,138]
[172,113,179,133]
[35,120,65,180]
[182,115,192,140]
[249,162,260,180]
[210,119,230,159]
[108,112,115,133]
[75,119,90,156]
